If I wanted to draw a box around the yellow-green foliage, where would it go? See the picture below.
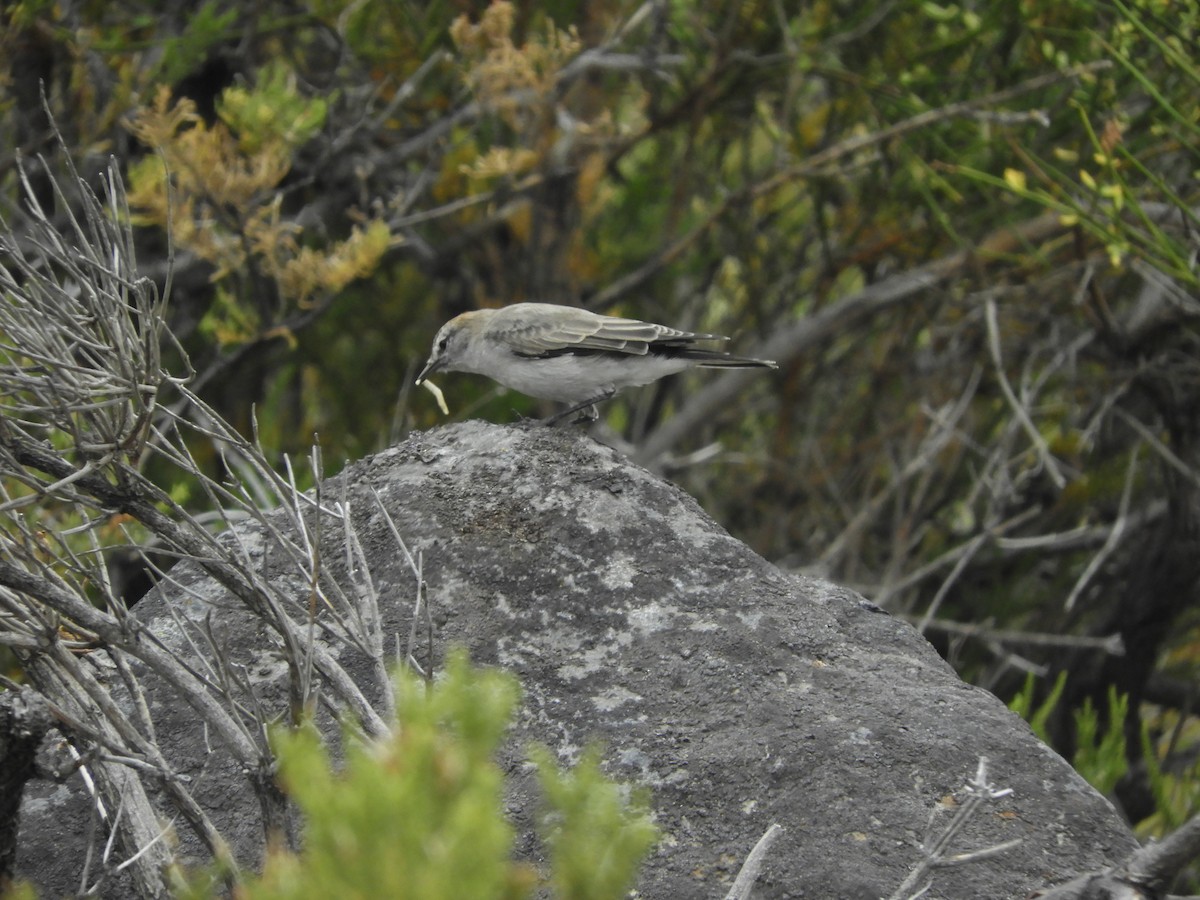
[0,880,38,900]
[215,61,328,155]
[183,653,657,900]
[533,745,660,900]
[1011,673,1200,846]
[239,654,531,900]
[126,65,389,341]
[955,0,1200,288]
[1141,723,1200,837]
[448,1,580,193]
[1011,672,1127,793]
[442,2,623,287]
[127,87,294,268]
[1009,670,1068,741]
[1072,687,1129,796]
[449,1,582,121]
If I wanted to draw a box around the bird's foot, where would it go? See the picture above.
[542,392,613,426]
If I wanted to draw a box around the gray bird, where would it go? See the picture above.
[416,302,777,423]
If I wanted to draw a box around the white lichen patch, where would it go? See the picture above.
[627,600,678,634]
[849,726,873,745]
[573,495,656,534]
[737,611,764,629]
[557,644,617,681]
[496,636,526,668]
[592,685,642,711]
[617,746,690,788]
[599,554,637,591]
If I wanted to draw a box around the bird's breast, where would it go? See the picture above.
[478,352,694,403]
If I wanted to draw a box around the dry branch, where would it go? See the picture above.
[0,154,423,894]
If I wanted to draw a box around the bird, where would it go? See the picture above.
[415,302,777,423]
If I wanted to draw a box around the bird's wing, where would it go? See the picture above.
[496,304,724,357]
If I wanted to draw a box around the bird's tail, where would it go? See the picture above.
[675,349,778,369]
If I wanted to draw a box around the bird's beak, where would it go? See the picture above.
[415,355,442,386]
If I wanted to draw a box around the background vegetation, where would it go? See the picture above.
[2,0,1198,886]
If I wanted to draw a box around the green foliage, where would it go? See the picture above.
[148,2,240,87]
[0,880,38,900]
[956,0,1199,285]
[1009,670,1068,742]
[216,60,329,155]
[1140,722,1200,836]
[310,0,456,66]
[1012,674,1200,849]
[1072,688,1129,796]
[532,745,659,900]
[1010,673,1130,795]
[236,653,531,900]
[4,0,57,30]
[174,652,656,900]
[198,284,261,346]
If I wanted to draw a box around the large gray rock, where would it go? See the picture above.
[16,422,1135,898]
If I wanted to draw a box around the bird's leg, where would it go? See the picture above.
[542,390,615,426]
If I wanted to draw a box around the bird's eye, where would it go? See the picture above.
[438,336,450,352]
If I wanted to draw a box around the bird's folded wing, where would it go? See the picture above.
[500,306,723,356]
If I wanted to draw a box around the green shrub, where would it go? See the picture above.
[176,651,656,900]
[1011,672,1200,854]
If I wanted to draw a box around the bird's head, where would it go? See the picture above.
[415,312,479,385]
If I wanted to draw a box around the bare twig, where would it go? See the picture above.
[1115,407,1200,489]
[904,617,1124,655]
[1038,811,1200,899]
[724,823,784,900]
[368,486,432,682]
[1064,443,1139,611]
[635,213,1070,465]
[917,532,989,635]
[887,758,1020,900]
[984,297,1066,490]
[821,368,983,573]
[0,146,425,892]
[870,507,1042,610]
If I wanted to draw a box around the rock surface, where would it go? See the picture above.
[17,422,1136,898]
